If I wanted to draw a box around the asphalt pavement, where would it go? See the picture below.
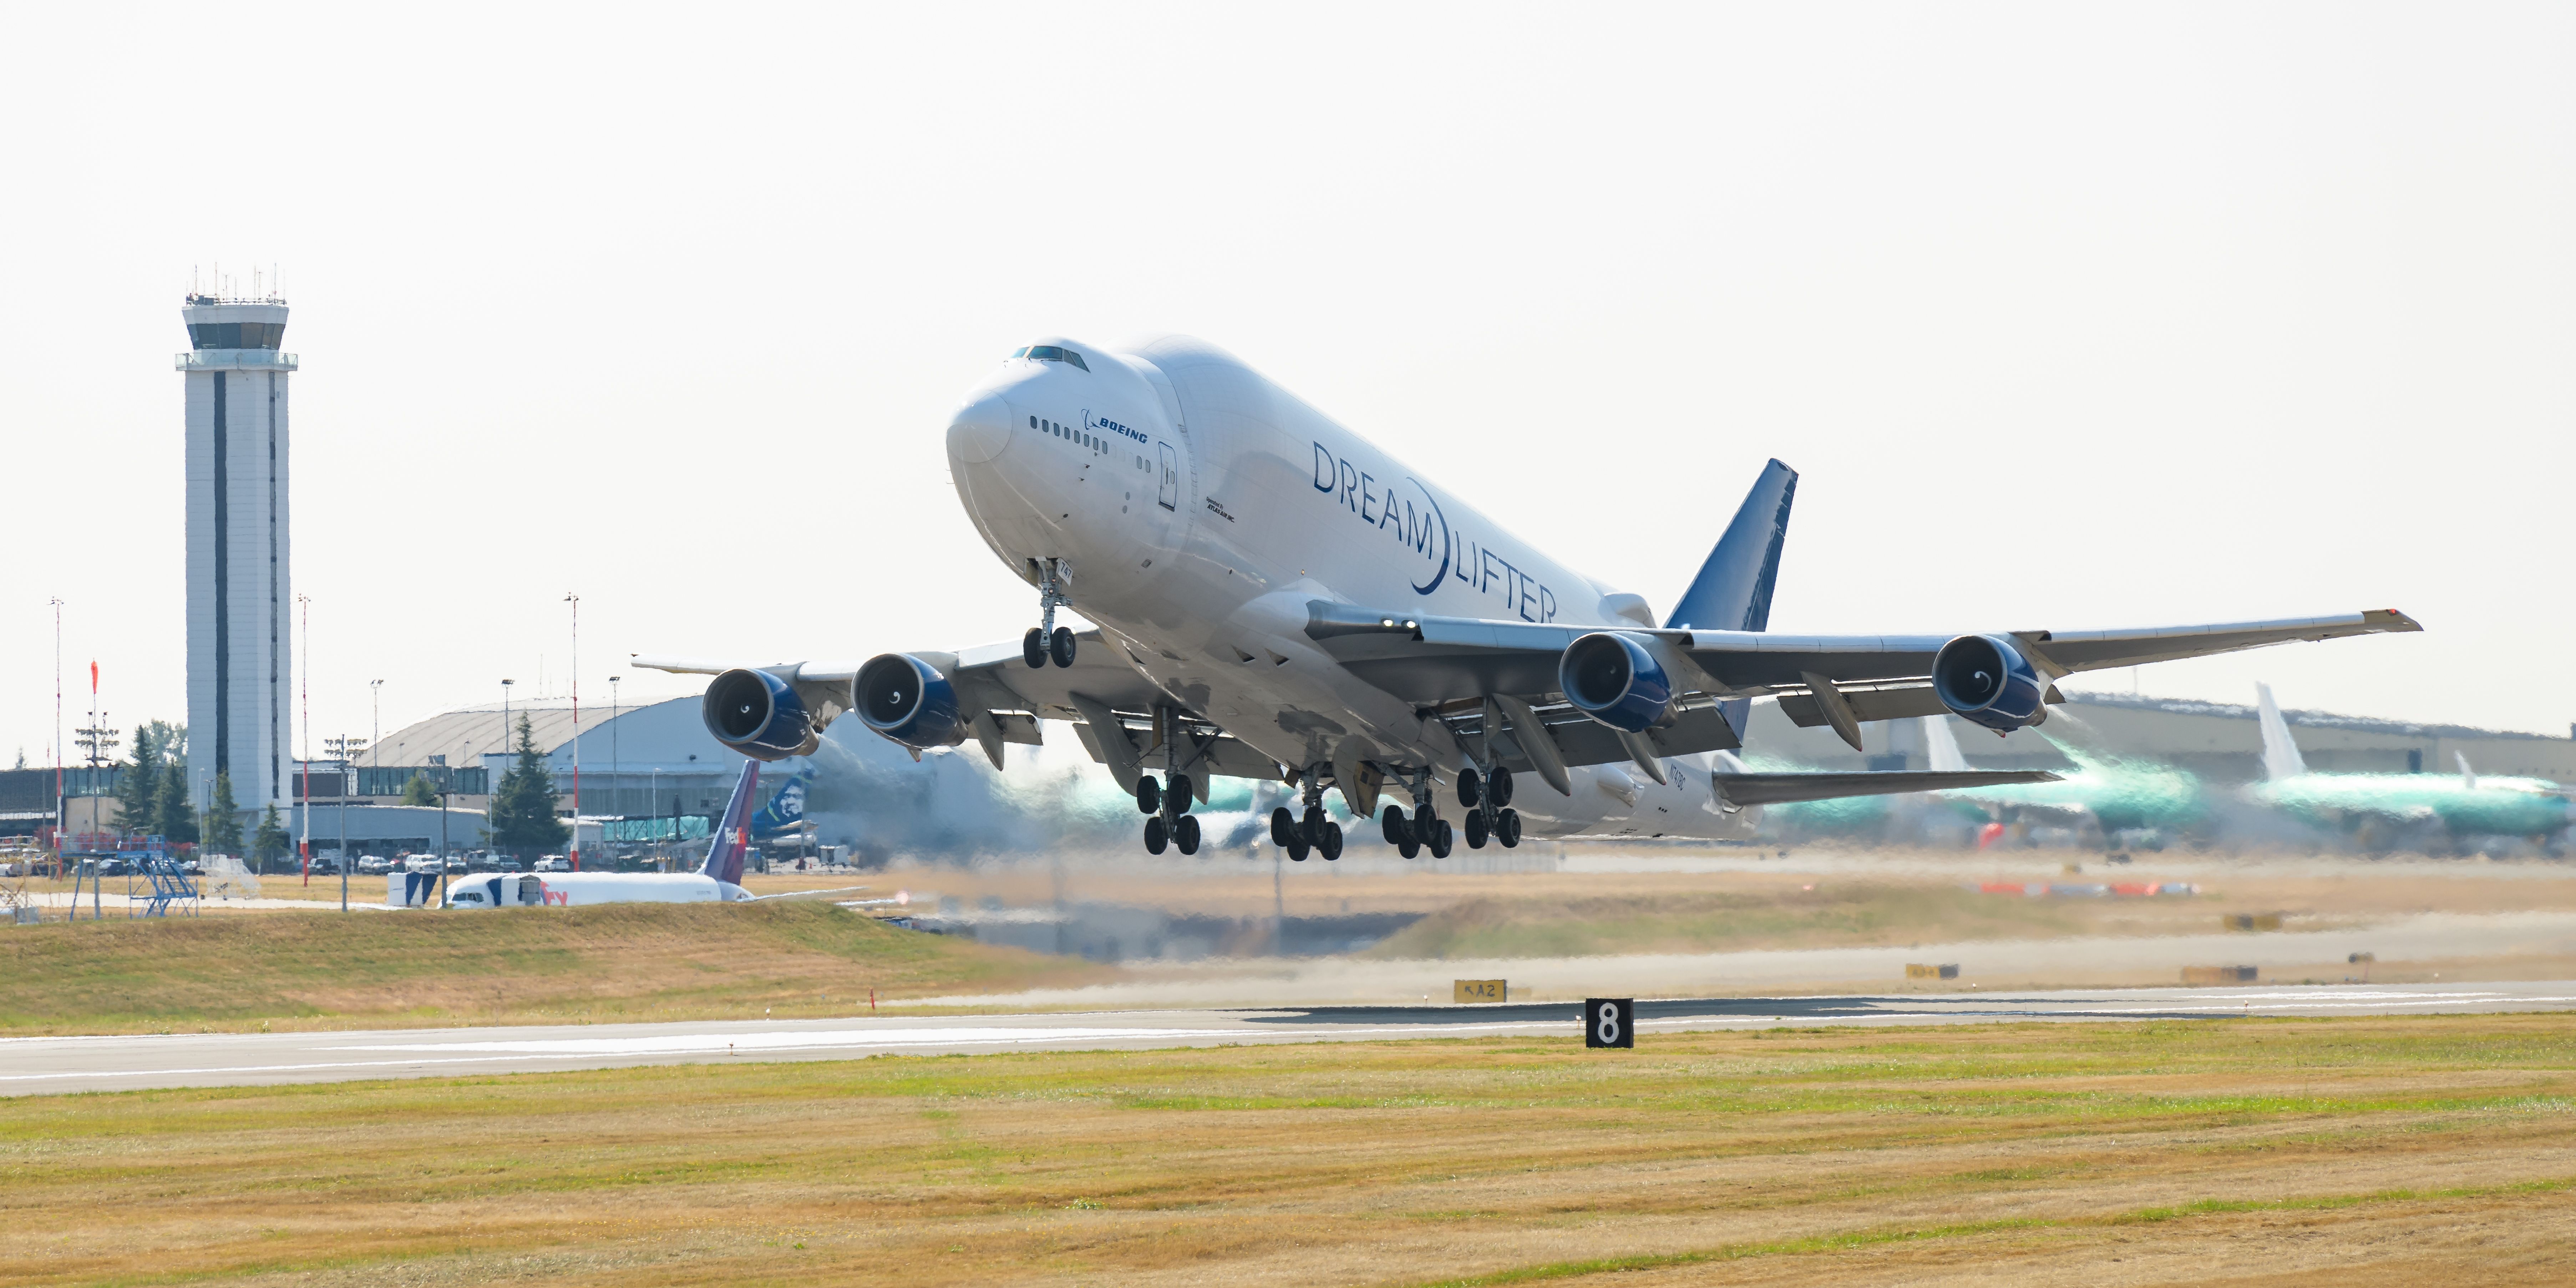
[5,981,2573,1096]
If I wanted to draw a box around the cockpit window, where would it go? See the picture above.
[1010,344,1090,372]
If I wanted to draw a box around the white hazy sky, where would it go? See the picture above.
[2,3,2570,767]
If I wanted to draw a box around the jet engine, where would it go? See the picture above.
[704,668,821,761]
[853,652,969,750]
[1558,631,1676,732]
[1932,634,2047,734]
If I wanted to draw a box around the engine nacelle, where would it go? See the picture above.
[1558,631,1677,733]
[703,668,820,761]
[854,652,969,750]
[1932,634,2047,734]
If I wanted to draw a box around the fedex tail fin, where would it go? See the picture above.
[2255,683,2307,782]
[1922,716,1970,773]
[751,765,814,840]
[699,760,762,886]
[1668,459,1797,743]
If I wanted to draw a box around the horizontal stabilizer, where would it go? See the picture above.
[1715,769,2059,807]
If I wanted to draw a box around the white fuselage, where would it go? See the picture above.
[442,872,752,908]
[944,335,1753,841]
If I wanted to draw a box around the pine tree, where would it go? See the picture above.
[156,760,200,844]
[203,772,245,855]
[487,714,568,855]
[252,803,289,871]
[400,772,440,807]
[115,726,159,835]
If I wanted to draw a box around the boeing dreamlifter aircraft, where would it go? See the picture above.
[637,336,2418,860]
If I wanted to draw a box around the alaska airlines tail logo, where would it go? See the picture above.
[1311,442,1555,619]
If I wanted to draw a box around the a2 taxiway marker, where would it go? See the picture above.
[5,982,2572,1096]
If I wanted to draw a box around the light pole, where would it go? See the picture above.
[369,679,383,797]
[565,593,580,871]
[50,598,62,874]
[608,674,621,868]
[499,678,514,863]
[298,594,311,885]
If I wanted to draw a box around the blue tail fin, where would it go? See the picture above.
[751,766,813,840]
[1666,460,1797,744]
[699,760,763,886]
[1663,459,1797,633]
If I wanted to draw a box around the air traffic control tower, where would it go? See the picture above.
[177,293,297,812]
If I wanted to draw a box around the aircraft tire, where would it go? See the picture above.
[1168,774,1193,811]
[1427,820,1454,859]
[1457,769,1481,808]
[1381,805,1410,845]
[1498,808,1521,847]
[1049,626,1077,668]
[1175,814,1200,856]
[1319,822,1343,861]
[1144,816,1168,855]
[1399,838,1420,859]
[1464,810,1489,849]
[1270,806,1295,847]
[1022,628,1047,669]
[1302,805,1327,847]
[1413,803,1437,841]
[1490,769,1514,806]
[1137,776,1162,816]
[1287,835,1309,861]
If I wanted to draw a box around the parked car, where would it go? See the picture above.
[443,856,469,874]
[403,855,440,874]
[493,857,524,872]
[358,856,393,875]
[532,855,570,872]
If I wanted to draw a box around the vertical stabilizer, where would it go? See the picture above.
[1922,716,1970,774]
[2255,683,2307,782]
[699,760,763,886]
[1665,459,1797,633]
[1668,459,1797,744]
[2455,751,2477,790]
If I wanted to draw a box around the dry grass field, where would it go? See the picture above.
[3,1015,2572,1286]
[0,902,1111,1035]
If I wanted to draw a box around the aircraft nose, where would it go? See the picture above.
[947,391,1015,465]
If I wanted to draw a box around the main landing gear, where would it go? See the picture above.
[1269,767,1341,861]
[1456,766,1523,850]
[1139,772,1201,856]
[1022,558,1076,669]
[1380,769,1454,860]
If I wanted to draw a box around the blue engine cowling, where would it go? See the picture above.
[704,668,818,761]
[1558,631,1676,732]
[854,653,969,750]
[1931,634,2047,734]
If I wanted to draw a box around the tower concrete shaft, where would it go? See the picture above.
[179,295,298,812]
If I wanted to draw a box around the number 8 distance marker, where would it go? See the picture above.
[1585,998,1635,1049]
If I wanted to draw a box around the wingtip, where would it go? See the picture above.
[2367,608,2425,632]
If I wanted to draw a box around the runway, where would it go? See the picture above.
[6,980,2574,1096]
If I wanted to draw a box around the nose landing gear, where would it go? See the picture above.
[1022,558,1076,669]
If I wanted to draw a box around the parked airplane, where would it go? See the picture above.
[445,762,764,907]
[636,336,2415,861]
[2248,683,2570,850]
[751,764,815,841]
[1920,714,2205,842]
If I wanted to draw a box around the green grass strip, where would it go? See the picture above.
[1404,1175,2576,1287]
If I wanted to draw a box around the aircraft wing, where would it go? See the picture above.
[1304,601,2419,769]
[633,630,1285,787]
[1715,769,2061,807]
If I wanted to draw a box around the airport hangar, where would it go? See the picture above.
[1755,691,2576,784]
[270,695,782,857]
